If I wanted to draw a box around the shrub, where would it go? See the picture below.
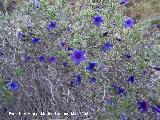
[0,0,160,119]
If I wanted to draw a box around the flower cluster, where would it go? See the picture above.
[0,0,159,119]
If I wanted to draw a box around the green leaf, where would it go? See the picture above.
[151,19,160,25]
[2,87,12,102]
[56,51,68,59]
[140,61,146,69]
[46,11,56,20]
[120,95,132,111]
[40,0,47,7]
[0,75,5,87]
[14,67,24,77]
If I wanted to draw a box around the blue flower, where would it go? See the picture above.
[124,52,132,60]
[152,105,160,113]
[124,17,134,28]
[68,52,72,56]
[71,48,85,65]
[23,55,32,62]
[90,77,96,82]
[137,100,148,113]
[143,69,148,75]
[107,98,113,105]
[128,75,135,83]
[112,84,117,89]
[31,0,41,8]
[48,56,57,64]
[7,80,20,92]
[68,47,73,51]
[70,81,74,87]
[59,41,67,51]
[62,61,68,67]
[120,0,128,6]
[0,49,4,56]
[112,84,126,95]
[152,66,160,71]
[67,26,72,32]
[121,113,127,120]
[60,41,65,47]
[48,21,57,31]
[103,41,113,51]
[86,62,97,73]
[75,74,82,85]
[38,55,45,62]
[71,74,82,86]
[151,105,160,119]
[32,37,41,44]
[117,86,126,95]
[93,15,104,26]
[16,31,25,39]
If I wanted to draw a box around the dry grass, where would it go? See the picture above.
[1,0,160,20]
[126,0,160,21]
